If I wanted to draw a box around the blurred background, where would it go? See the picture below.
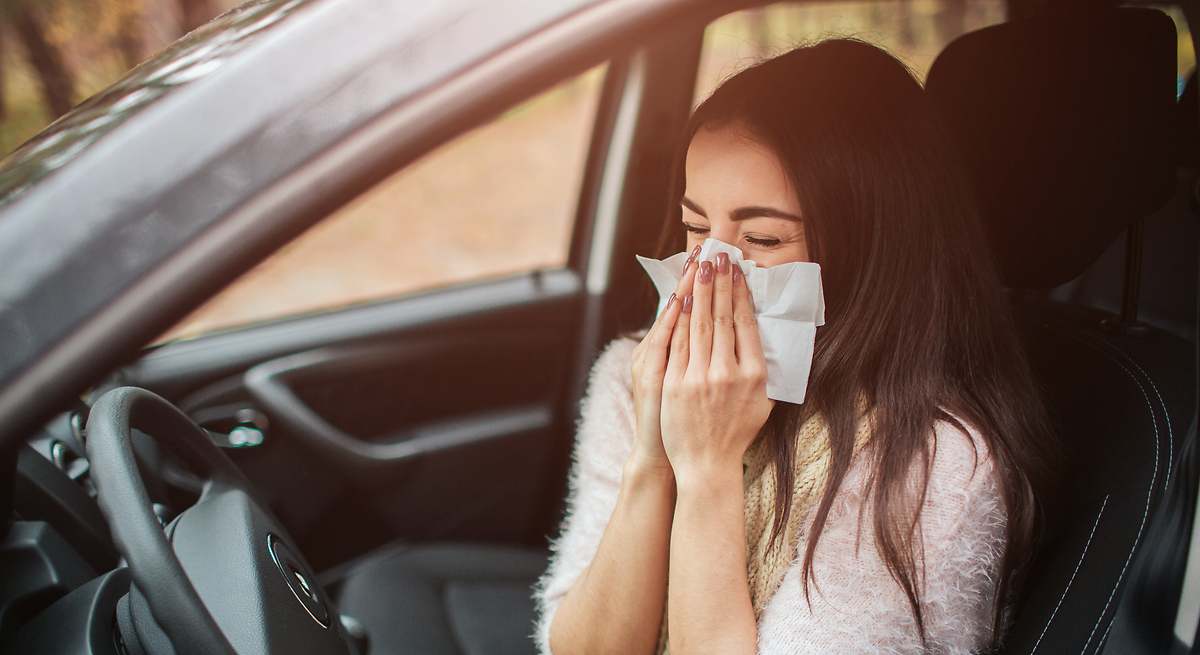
[0,0,1193,342]
[0,0,242,154]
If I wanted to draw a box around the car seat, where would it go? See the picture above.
[926,5,1197,654]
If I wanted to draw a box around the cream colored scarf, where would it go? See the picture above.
[653,404,874,654]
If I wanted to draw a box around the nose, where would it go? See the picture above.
[706,226,749,260]
[709,224,740,248]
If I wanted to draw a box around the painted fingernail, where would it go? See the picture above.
[666,292,676,309]
[717,252,730,274]
[685,244,701,269]
[731,264,742,282]
[699,260,713,284]
[682,294,693,313]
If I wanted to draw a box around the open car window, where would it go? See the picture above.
[156,62,609,343]
[692,1,1194,108]
[694,0,1007,108]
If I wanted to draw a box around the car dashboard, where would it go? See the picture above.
[2,400,203,652]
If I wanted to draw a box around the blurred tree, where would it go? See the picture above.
[0,25,8,122]
[868,3,885,30]
[935,0,968,45]
[178,0,217,34]
[897,0,917,49]
[2,1,74,117]
[111,0,144,69]
[747,8,771,58]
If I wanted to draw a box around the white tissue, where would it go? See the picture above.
[634,237,825,404]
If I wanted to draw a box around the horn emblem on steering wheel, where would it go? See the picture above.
[268,533,331,628]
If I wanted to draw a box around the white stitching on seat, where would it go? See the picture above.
[1134,368,1173,492]
[1089,336,1175,494]
[1068,336,1160,655]
[1030,495,1109,654]
[1094,610,1117,654]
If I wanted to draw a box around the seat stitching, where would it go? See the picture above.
[1029,495,1109,654]
[1094,611,1117,654]
[1085,335,1175,494]
[1076,348,1159,655]
[1129,365,1173,492]
[1062,334,1160,655]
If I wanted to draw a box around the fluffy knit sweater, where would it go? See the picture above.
[531,335,1009,654]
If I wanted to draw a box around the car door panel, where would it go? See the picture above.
[122,271,582,569]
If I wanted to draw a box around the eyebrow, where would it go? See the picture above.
[681,195,802,223]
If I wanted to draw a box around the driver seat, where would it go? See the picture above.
[926,5,1195,654]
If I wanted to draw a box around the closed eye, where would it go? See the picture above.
[746,235,781,247]
[682,223,781,248]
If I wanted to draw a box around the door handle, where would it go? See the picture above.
[243,346,552,471]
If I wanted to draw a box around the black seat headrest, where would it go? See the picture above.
[926,7,1177,289]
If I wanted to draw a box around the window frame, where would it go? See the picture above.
[155,60,621,344]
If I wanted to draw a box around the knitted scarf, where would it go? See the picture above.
[653,404,875,654]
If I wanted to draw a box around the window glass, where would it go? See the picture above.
[694,1,1006,107]
[1139,4,1196,96]
[158,63,608,342]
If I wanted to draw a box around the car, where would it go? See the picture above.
[0,0,1195,653]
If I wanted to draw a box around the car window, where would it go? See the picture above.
[694,1,1006,107]
[158,62,608,342]
[1136,3,1196,95]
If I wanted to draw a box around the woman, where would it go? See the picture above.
[532,38,1056,654]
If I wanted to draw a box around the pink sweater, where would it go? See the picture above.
[531,335,1009,654]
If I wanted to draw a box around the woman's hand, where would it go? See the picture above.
[660,251,776,486]
[628,244,701,473]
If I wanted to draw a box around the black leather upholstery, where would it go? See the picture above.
[926,6,1178,290]
[323,543,547,655]
[928,6,1196,654]
[1003,303,1193,654]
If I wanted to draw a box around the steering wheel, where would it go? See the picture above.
[85,386,353,655]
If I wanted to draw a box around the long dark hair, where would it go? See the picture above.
[620,38,1057,648]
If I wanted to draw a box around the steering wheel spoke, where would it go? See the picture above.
[86,387,351,655]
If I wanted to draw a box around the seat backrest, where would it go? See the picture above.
[926,7,1197,654]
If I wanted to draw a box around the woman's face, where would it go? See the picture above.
[681,124,810,267]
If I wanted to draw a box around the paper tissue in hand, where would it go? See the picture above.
[634,237,825,404]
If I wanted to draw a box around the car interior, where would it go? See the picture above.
[1,1,1198,654]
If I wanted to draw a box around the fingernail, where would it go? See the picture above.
[731,264,742,282]
[666,292,676,309]
[682,294,693,313]
[685,244,701,269]
[717,252,730,274]
[699,260,713,284]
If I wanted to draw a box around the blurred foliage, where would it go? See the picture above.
[1158,4,1198,95]
[695,0,1008,107]
[0,0,309,205]
[0,0,236,154]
